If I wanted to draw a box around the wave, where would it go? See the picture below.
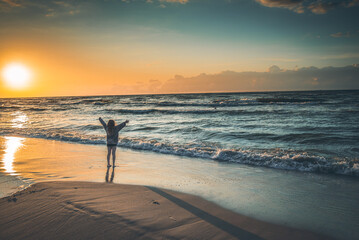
[131,126,158,131]
[52,107,78,111]
[105,108,291,116]
[1,104,294,116]
[256,97,317,104]
[155,101,216,107]
[0,105,79,112]
[154,99,260,107]
[168,126,203,134]
[0,106,21,110]
[116,138,359,177]
[1,131,357,177]
[24,108,47,112]
[114,98,318,108]
[79,125,103,130]
[1,96,320,113]
[105,108,220,115]
[58,99,114,106]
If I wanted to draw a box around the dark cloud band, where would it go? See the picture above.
[256,0,359,14]
[160,64,359,93]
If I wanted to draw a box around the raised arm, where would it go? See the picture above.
[116,120,129,132]
[99,117,107,130]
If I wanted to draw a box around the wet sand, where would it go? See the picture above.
[0,181,330,240]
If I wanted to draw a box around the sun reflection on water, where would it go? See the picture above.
[1,137,24,175]
[11,111,28,128]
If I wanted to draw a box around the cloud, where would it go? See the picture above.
[0,0,23,11]
[120,0,189,4]
[0,0,84,15]
[267,65,282,73]
[330,31,350,38]
[42,1,82,17]
[261,57,301,63]
[1,0,21,7]
[148,79,162,93]
[348,0,359,7]
[159,0,189,3]
[256,0,305,13]
[158,64,359,93]
[307,1,342,14]
[151,0,189,8]
[318,53,359,60]
[255,0,359,14]
[0,0,189,13]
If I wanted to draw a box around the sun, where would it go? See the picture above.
[2,63,32,90]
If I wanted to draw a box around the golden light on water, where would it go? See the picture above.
[2,63,32,90]
[11,112,28,129]
[2,137,24,175]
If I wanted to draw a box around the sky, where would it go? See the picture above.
[0,0,358,97]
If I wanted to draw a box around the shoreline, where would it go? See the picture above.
[0,181,331,240]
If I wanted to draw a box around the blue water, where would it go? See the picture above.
[1,90,358,176]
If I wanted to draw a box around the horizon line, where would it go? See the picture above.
[1,88,358,99]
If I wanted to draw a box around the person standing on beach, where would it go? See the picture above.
[99,117,129,167]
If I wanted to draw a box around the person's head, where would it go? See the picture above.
[107,119,115,135]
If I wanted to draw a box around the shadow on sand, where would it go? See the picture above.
[105,166,115,183]
[146,186,264,240]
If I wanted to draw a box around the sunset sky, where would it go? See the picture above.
[1,0,359,97]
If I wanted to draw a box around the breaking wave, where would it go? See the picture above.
[1,130,357,177]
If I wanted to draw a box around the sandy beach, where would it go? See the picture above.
[1,136,358,239]
[0,181,331,240]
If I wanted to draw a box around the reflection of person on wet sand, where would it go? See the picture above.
[106,166,115,183]
[99,117,129,167]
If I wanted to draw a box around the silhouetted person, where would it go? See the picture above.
[99,117,129,167]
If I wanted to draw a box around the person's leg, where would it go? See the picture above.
[107,146,111,167]
[111,146,117,166]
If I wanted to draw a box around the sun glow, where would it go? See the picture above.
[2,63,32,90]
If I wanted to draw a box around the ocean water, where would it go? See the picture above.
[0,90,358,176]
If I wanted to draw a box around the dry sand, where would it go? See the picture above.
[0,181,331,240]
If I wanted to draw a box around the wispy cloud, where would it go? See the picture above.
[0,0,85,15]
[146,0,189,8]
[255,0,305,13]
[43,1,82,17]
[0,0,191,15]
[330,31,350,38]
[0,0,23,11]
[1,0,21,7]
[261,57,301,63]
[255,0,359,14]
[318,53,359,60]
[159,0,189,3]
[307,1,341,14]
[122,0,189,4]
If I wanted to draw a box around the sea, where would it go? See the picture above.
[1,90,359,239]
[1,90,358,177]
